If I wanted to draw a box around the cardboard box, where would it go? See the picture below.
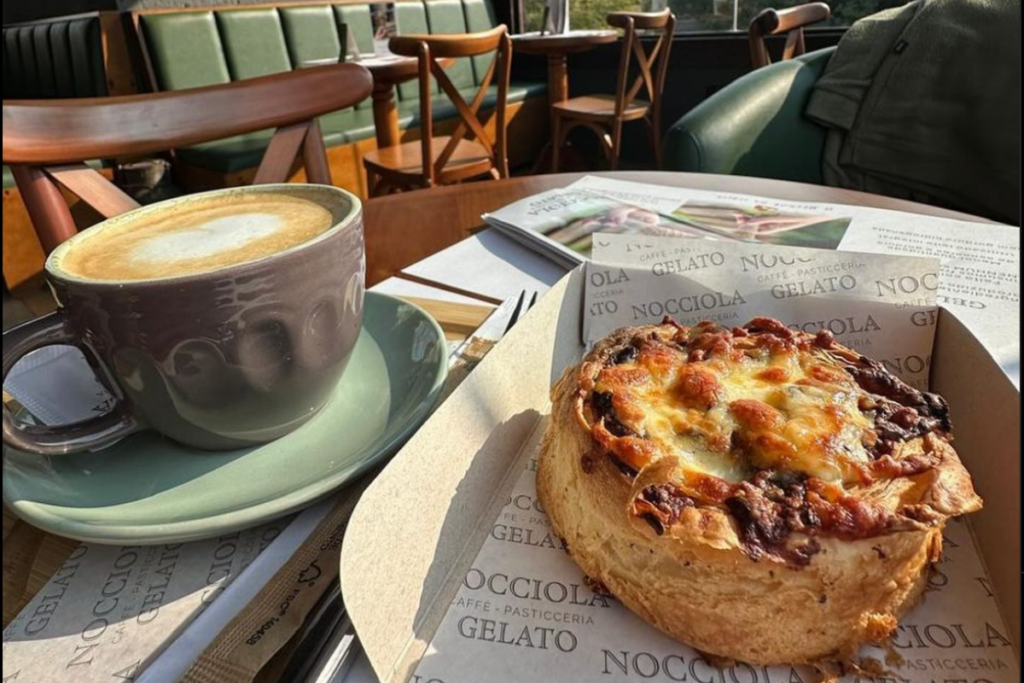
[341,269,1020,683]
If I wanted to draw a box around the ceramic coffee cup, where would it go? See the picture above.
[2,184,364,455]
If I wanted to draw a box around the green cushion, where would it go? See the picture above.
[3,166,15,191]
[398,81,548,127]
[424,0,475,91]
[279,5,344,68]
[216,9,292,80]
[176,109,378,173]
[395,1,432,102]
[663,49,834,185]
[333,5,375,111]
[140,0,536,174]
[140,13,231,90]
[177,78,547,173]
[334,4,375,56]
[462,0,499,84]
[329,108,383,143]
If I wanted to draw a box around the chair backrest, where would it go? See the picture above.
[389,25,512,184]
[748,3,831,69]
[607,10,676,118]
[2,63,372,253]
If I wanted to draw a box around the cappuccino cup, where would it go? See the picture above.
[2,184,365,455]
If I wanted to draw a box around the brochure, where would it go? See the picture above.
[483,188,721,268]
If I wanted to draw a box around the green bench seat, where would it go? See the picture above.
[178,81,547,173]
[177,109,376,174]
[3,166,15,191]
[137,0,546,175]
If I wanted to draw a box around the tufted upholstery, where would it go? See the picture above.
[3,16,108,100]
[137,0,546,173]
[3,16,112,197]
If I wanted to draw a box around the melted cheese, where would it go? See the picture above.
[594,340,876,485]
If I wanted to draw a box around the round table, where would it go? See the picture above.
[359,55,457,149]
[363,171,990,287]
[359,56,423,149]
[513,31,620,171]
[300,55,429,149]
[513,30,619,104]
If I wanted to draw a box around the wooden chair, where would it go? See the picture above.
[551,11,675,172]
[1,64,372,254]
[362,26,512,197]
[748,3,831,69]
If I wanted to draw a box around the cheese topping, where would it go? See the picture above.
[580,318,962,561]
[595,338,874,484]
[586,319,948,492]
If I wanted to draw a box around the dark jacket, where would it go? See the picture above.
[806,0,1020,224]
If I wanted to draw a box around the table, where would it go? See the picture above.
[363,170,991,288]
[512,30,619,170]
[3,173,1009,683]
[354,172,1014,683]
[300,55,430,150]
[360,56,422,149]
[0,290,493,626]
[360,55,456,149]
[512,31,619,107]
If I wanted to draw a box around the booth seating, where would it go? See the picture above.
[663,48,834,185]
[2,12,136,290]
[131,0,549,196]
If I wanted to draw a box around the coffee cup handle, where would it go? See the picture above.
[3,312,142,456]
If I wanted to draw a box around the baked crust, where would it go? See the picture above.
[537,318,982,666]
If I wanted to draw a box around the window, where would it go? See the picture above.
[522,1,912,34]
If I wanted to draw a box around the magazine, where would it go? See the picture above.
[482,189,721,268]
[483,176,1019,384]
[483,184,856,268]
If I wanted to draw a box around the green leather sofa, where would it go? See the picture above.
[663,48,834,185]
[135,0,547,177]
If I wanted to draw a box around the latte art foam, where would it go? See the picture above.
[60,193,336,281]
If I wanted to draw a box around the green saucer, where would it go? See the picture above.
[3,292,448,545]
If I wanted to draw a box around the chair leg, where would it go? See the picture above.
[651,111,664,170]
[551,114,563,173]
[609,119,624,171]
[366,167,378,198]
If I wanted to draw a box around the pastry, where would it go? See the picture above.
[537,317,982,666]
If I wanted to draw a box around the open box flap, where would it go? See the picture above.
[341,269,588,683]
[342,269,1021,683]
[932,308,1021,653]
